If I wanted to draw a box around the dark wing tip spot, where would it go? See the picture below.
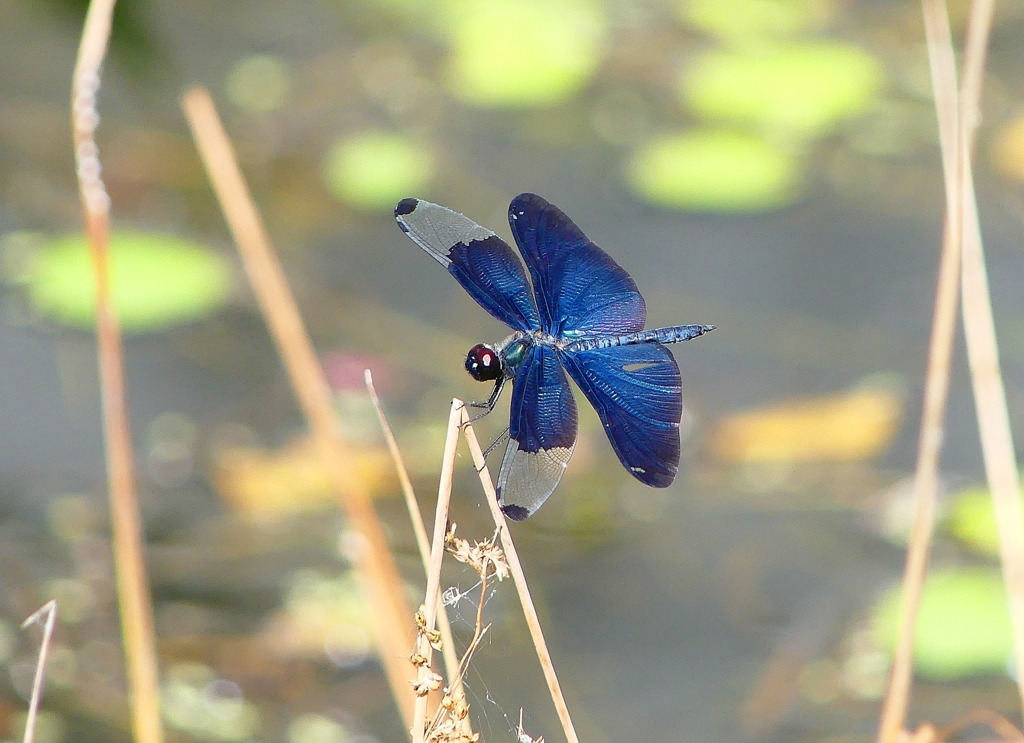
[395,198,419,217]
[501,504,531,521]
[508,192,547,221]
[643,468,677,488]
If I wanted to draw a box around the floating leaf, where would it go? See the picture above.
[323,131,434,211]
[710,384,901,463]
[681,0,835,43]
[990,113,1024,182]
[626,130,802,212]
[263,571,374,667]
[682,43,883,138]
[162,662,261,742]
[287,714,350,743]
[443,0,607,107]
[945,484,1024,557]
[225,55,292,113]
[212,433,392,523]
[27,232,232,333]
[873,568,1013,680]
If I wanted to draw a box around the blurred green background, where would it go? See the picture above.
[4,1,1024,742]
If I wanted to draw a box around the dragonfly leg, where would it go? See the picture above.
[475,428,510,473]
[462,377,505,423]
[483,428,509,458]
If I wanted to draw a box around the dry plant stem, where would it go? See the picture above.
[21,602,57,743]
[364,371,469,733]
[956,0,1024,716]
[181,86,414,729]
[961,163,1024,711]
[875,3,962,741]
[413,400,462,743]
[460,408,581,743]
[939,709,1024,743]
[365,371,432,559]
[73,4,164,743]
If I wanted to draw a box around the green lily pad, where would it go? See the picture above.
[323,131,434,211]
[682,43,883,138]
[443,0,606,108]
[945,485,1024,557]
[27,232,232,333]
[225,55,292,113]
[681,0,834,43]
[873,567,1013,680]
[625,129,802,211]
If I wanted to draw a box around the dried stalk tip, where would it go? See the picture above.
[516,709,545,743]
[445,525,509,581]
[898,723,938,743]
[440,692,469,720]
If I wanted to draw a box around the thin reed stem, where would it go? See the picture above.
[460,408,581,743]
[21,602,57,743]
[181,86,414,729]
[875,3,962,740]
[364,370,469,733]
[72,4,163,743]
[939,709,1024,743]
[365,371,432,559]
[955,0,1024,717]
[413,400,463,743]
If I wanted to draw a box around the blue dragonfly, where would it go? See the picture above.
[396,193,713,520]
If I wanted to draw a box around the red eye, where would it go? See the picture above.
[465,344,502,382]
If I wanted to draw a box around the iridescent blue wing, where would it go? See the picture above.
[560,343,681,487]
[508,193,645,336]
[396,198,541,332]
[496,345,578,520]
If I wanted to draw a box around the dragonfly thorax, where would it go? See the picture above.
[465,343,503,382]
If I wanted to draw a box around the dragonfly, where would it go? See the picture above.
[395,193,714,520]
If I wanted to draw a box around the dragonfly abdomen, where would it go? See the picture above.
[563,324,715,353]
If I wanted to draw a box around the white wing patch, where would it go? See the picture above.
[396,199,494,267]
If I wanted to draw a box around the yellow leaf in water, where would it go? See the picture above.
[213,434,393,523]
[710,387,901,463]
[991,113,1024,182]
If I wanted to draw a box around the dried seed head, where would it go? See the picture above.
[411,671,443,696]
[445,526,509,580]
[409,651,429,667]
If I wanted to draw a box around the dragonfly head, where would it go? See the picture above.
[465,343,503,382]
